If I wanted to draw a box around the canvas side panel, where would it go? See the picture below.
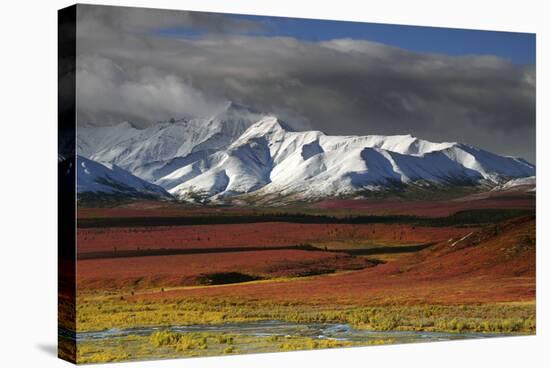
[58,4,77,364]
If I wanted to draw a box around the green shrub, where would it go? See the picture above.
[150,331,183,347]
[223,346,236,354]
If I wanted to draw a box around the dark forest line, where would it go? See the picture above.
[77,209,533,229]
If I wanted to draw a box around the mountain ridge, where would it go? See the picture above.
[75,156,172,201]
[75,104,535,204]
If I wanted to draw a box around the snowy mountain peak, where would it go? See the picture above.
[237,116,293,138]
[76,103,535,204]
[76,156,171,200]
[159,125,534,203]
[77,102,267,180]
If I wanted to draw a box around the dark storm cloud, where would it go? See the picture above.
[75,5,536,163]
[76,4,265,35]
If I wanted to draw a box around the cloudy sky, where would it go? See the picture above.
[75,4,536,163]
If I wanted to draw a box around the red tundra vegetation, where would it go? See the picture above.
[132,216,535,306]
[313,194,535,217]
[77,249,376,290]
[77,222,472,255]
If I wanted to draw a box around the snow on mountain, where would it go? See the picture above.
[77,121,141,158]
[441,144,534,181]
[163,117,535,202]
[76,156,171,199]
[169,136,274,200]
[77,102,263,182]
[76,103,535,204]
[502,176,536,188]
[492,176,536,192]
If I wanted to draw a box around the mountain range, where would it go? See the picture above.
[73,102,535,204]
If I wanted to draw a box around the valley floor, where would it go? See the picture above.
[67,194,536,363]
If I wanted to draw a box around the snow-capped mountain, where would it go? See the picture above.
[77,103,535,204]
[76,156,171,200]
[77,102,263,182]
[165,117,535,202]
[492,176,536,192]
